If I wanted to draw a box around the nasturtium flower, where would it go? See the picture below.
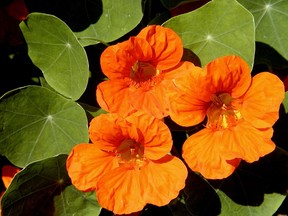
[169,55,285,179]
[0,165,20,214]
[96,25,194,119]
[66,111,187,214]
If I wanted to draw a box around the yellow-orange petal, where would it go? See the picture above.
[125,111,173,160]
[96,166,146,214]
[139,155,187,206]
[66,143,118,191]
[136,25,183,70]
[2,165,20,189]
[100,37,153,80]
[239,72,285,129]
[221,121,275,163]
[96,79,136,116]
[182,128,238,179]
[204,55,252,98]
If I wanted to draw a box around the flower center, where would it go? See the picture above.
[116,139,147,169]
[130,61,161,82]
[206,93,242,129]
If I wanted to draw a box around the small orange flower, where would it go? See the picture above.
[66,112,187,214]
[0,165,20,214]
[169,55,285,179]
[96,25,194,119]
[1,165,20,190]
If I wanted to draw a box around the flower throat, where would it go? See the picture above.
[116,139,147,169]
[207,93,242,129]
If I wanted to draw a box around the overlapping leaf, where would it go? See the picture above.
[20,13,89,100]
[163,0,255,67]
[75,0,143,46]
[217,190,286,216]
[0,86,88,167]
[238,0,288,61]
[1,155,101,216]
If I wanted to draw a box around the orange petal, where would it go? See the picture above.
[96,166,146,214]
[204,55,252,98]
[66,143,117,191]
[182,128,238,179]
[129,82,170,119]
[169,65,209,126]
[89,113,127,151]
[96,79,136,116]
[240,72,285,129]
[221,121,275,163]
[139,155,187,206]
[125,111,173,160]
[100,38,153,80]
[137,25,183,70]
[2,165,20,189]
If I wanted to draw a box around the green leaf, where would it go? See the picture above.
[283,91,288,114]
[1,155,101,216]
[75,0,143,46]
[217,190,286,216]
[20,13,89,101]
[0,86,88,167]
[163,0,255,68]
[238,0,288,61]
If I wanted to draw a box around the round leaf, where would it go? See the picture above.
[75,0,143,46]
[217,190,286,216]
[163,0,255,67]
[20,13,89,100]
[1,155,101,216]
[238,0,288,61]
[0,86,89,167]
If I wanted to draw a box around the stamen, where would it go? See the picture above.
[130,61,161,83]
[207,93,242,129]
[116,139,147,169]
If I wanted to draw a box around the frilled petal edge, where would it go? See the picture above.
[182,128,239,179]
[66,143,117,191]
[240,72,285,129]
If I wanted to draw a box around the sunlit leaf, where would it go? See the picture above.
[217,190,286,216]
[0,86,88,167]
[238,0,288,61]
[75,0,143,46]
[1,155,101,216]
[163,0,255,67]
[20,13,89,100]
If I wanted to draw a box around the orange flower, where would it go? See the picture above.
[1,165,20,190]
[169,55,285,179]
[96,25,194,119]
[66,112,187,214]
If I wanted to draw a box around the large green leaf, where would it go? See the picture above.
[163,0,255,67]
[1,155,101,216]
[0,86,88,167]
[217,190,286,216]
[238,0,288,61]
[75,0,143,46]
[20,13,89,101]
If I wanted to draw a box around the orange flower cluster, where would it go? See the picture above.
[67,25,285,214]
[66,112,187,214]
